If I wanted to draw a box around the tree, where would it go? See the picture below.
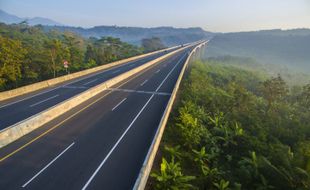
[63,33,84,71]
[301,84,310,109]
[0,23,143,90]
[141,37,165,52]
[45,39,69,77]
[151,59,310,190]
[262,74,288,110]
[0,36,26,90]
[84,44,96,63]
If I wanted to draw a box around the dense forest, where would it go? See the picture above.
[204,56,310,87]
[205,29,310,73]
[149,57,310,189]
[0,23,166,91]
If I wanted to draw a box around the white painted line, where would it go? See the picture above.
[155,69,160,73]
[112,98,127,111]
[81,52,188,190]
[22,142,75,188]
[29,95,60,107]
[81,95,155,190]
[62,86,88,89]
[0,57,139,109]
[137,91,171,96]
[112,69,120,74]
[108,88,171,96]
[140,80,148,86]
[83,79,98,86]
[156,53,187,92]
[0,87,59,109]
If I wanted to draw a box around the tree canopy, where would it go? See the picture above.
[149,57,310,190]
[142,37,166,53]
[0,23,146,91]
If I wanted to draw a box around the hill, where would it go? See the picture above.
[149,59,310,190]
[0,9,62,26]
[43,25,214,46]
[205,29,310,72]
[0,9,213,46]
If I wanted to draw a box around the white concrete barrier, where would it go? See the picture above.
[0,45,192,148]
[133,41,208,190]
[0,46,180,101]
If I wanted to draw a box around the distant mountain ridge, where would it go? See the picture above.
[0,9,213,46]
[205,28,310,72]
[42,25,213,46]
[0,9,62,26]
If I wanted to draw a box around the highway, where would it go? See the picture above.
[0,48,177,130]
[0,46,193,189]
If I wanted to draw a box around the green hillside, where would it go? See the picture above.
[205,29,310,72]
[149,58,310,190]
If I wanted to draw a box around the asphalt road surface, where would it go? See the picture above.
[0,46,193,190]
[0,48,178,130]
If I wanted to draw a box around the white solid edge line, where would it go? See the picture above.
[0,87,59,109]
[1,48,174,108]
[0,54,144,108]
[29,94,60,107]
[22,142,75,188]
[83,79,98,86]
[111,98,127,111]
[81,50,188,190]
[107,88,171,96]
[81,94,155,190]
[132,49,193,189]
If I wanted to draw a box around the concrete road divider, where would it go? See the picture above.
[133,41,208,190]
[0,44,192,148]
[0,46,180,101]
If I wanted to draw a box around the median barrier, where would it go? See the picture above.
[0,44,192,148]
[0,46,180,101]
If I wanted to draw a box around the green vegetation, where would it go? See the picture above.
[149,58,310,190]
[206,56,310,87]
[0,23,143,91]
[205,29,310,73]
[42,25,212,46]
[142,37,166,53]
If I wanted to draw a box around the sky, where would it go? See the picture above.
[1,0,309,32]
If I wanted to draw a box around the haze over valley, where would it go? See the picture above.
[0,1,309,190]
